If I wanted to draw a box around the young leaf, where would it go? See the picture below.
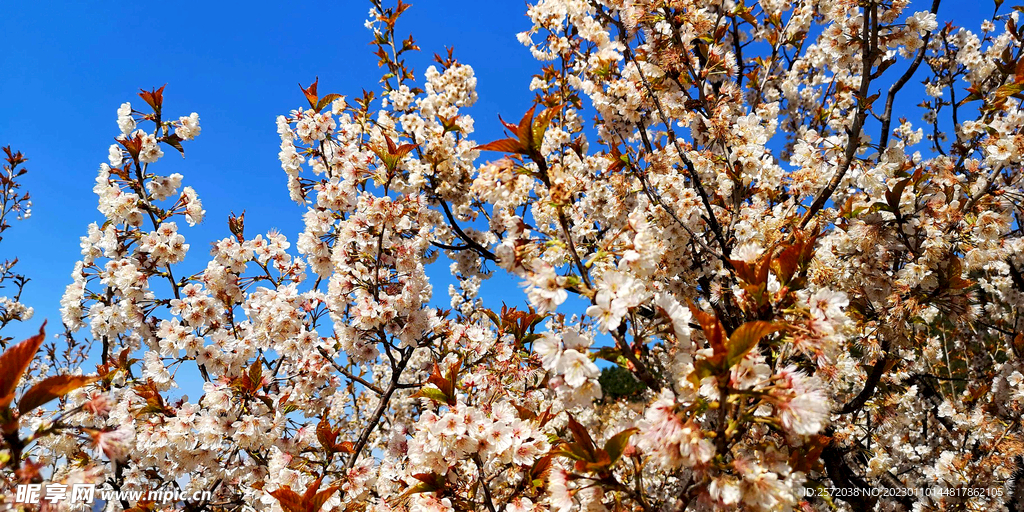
[885,178,912,213]
[0,323,46,405]
[18,375,99,414]
[729,259,758,285]
[474,138,524,154]
[771,244,801,284]
[566,415,597,460]
[515,105,537,145]
[726,321,780,368]
[531,104,562,151]
[397,472,445,500]
[270,488,305,512]
[687,301,726,366]
[160,133,186,157]
[316,93,343,113]
[308,485,341,512]
[300,78,320,109]
[317,416,339,452]
[138,85,166,112]
[604,427,639,464]
[411,387,450,404]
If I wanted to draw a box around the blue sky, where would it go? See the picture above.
[0,1,549,347]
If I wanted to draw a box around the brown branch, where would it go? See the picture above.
[437,197,496,261]
[345,347,413,469]
[838,337,890,415]
[799,1,878,229]
[877,0,942,150]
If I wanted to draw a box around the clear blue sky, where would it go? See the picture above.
[0,1,548,346]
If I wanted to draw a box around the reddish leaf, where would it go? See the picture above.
[416,360,460,406]
[247,359,263,392]
[228,210,246,243]
[797,231,822,267]
[996,82,1024,100]
[308,485,341,512]
[474,138,525,154]
[437,115,461,133]
[425,362,448,395]
[576,449,612,472]
[515,105,537,143]
[0,323,46,402]
[566,415,597,460]
[728,259,758,284]
[687,302,726,365]
[371,134,419,173]
[18,375,98,414]
[790,435,830,472]
[513,404,537,421]
[317,416,338,452]
[270,488,305,512]
[772,244,801,284]
[756,249,772,287]
[531,454,552,479]
[394,143,418,159]
[536,406,555,428]
[302,477,323,505]
[118,134,144,161]
[944,255,973,291]
[300,78,320,109]
[885,178,912,212]
[138,85,166,112]
[160,133,186,157]
[384,133,398,154]
[478,103,557,158]
[606,146,628,173]
[397,472,445,500]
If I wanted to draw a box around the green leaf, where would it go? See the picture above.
[411,387,450,404]
[397,472,445,500]
[603,427,639,464]
[726,321,780,368]
[316,93,343,113]
[689,359,717,388]
[531,104,562,151]
[995,82,1024,100]
[551,442,591,462]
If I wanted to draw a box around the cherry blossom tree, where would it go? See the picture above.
[3,0,1024,510]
